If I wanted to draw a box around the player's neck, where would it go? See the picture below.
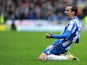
[69,16,76,20]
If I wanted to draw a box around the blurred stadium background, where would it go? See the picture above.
[0,0,87,31]
[0,0,87,65]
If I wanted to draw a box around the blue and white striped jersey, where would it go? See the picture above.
[60,16,81,50]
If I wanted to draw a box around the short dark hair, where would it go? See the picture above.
[66,4,78,15]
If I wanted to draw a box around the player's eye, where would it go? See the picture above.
[66,10,69,11]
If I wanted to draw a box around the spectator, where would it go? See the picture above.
[0,0,86,22]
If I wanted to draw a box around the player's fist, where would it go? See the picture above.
[46,33,51,38]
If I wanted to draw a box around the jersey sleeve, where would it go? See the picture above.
[50,30,71,40]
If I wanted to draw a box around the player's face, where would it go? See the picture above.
[64,6,74,19]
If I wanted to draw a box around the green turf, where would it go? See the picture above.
[0,31,87,65]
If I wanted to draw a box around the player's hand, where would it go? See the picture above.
[46,33,51,38]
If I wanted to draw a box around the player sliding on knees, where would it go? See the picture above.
[38,4,81,61]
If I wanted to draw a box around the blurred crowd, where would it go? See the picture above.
[0,0,87,24]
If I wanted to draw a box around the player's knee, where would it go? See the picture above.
[38,56,45,61]
[38,53,47,61]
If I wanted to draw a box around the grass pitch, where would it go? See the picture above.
[0,31,87,65]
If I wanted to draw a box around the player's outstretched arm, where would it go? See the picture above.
[46,30,71,40]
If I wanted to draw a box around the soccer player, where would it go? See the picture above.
[38,4,81,61]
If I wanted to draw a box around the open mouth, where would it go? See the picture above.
[65,14,68,16]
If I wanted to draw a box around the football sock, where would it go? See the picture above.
[45,54,69,60]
